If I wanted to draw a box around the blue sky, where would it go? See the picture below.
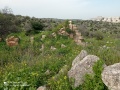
[0,0,120,19]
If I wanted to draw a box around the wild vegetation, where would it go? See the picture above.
[0,8,120,90]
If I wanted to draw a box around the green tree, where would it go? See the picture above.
[0,7,20,38]
[31,21,44,31]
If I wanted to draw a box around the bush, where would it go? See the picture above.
[94,31,104,40]
[31,21,44,32]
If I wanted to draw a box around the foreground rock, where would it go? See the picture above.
[72,50,88,66]
[68,54,99,87]
[102,63,120,90]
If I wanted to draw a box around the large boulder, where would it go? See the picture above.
[68,55,99,87]
[72,50,88,66]
[102,63,120,90]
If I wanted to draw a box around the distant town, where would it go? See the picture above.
[91,16,120,23]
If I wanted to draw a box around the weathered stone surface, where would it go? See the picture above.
[74,30,84,45]
[40,44,44,51]
[61,44,66,48]
[102,63,120,90]
[50,46,56,50]
[6,36,19,46]
[58,27,69,36]
[51,32,57,38]
[37,86,46,90]
[30,36,34,44]
[72,50,88,66]
[68,55,99,87]
[45,70,50,75]
[41,35,46,40]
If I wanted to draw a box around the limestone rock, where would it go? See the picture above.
[41,35,46,40]
[50,46,56,51]
[102,63,120,90]
[74,30,84,45]
[6,36,19,46]
[72,50,88,66]
[68,55,99,87]
[40,44,44,51]
[58,27,69,36]
[61,44,66,48]
[45,70,50,75]
[30,36,34,44]
[52,32,57,38]
[37,86,46,90]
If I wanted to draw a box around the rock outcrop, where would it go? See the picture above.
[72,50,88,66]
[68,51,99,87]
[6,36,19,46]
[58,27,69,36]
[102,63,120,90]
[74,30,84,45]
[68,21,85,45]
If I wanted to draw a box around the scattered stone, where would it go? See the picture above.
[30,36,34,44]
[40,44,44,51]
[102,63,120,90]
[51,32,57,38]
[72,50,88,66]
[45,70,50,75]
[50,46,56,51]
[41,35,46,40]
[61,44,66,48]
[58,27,69,36]
[37,86,46,90]
[68,55,99,87]
[6,36,19,46]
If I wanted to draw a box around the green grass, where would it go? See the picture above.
[0,21,120,90]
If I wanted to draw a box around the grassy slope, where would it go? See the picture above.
[0,20,120,89]
[0,22,82,89]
